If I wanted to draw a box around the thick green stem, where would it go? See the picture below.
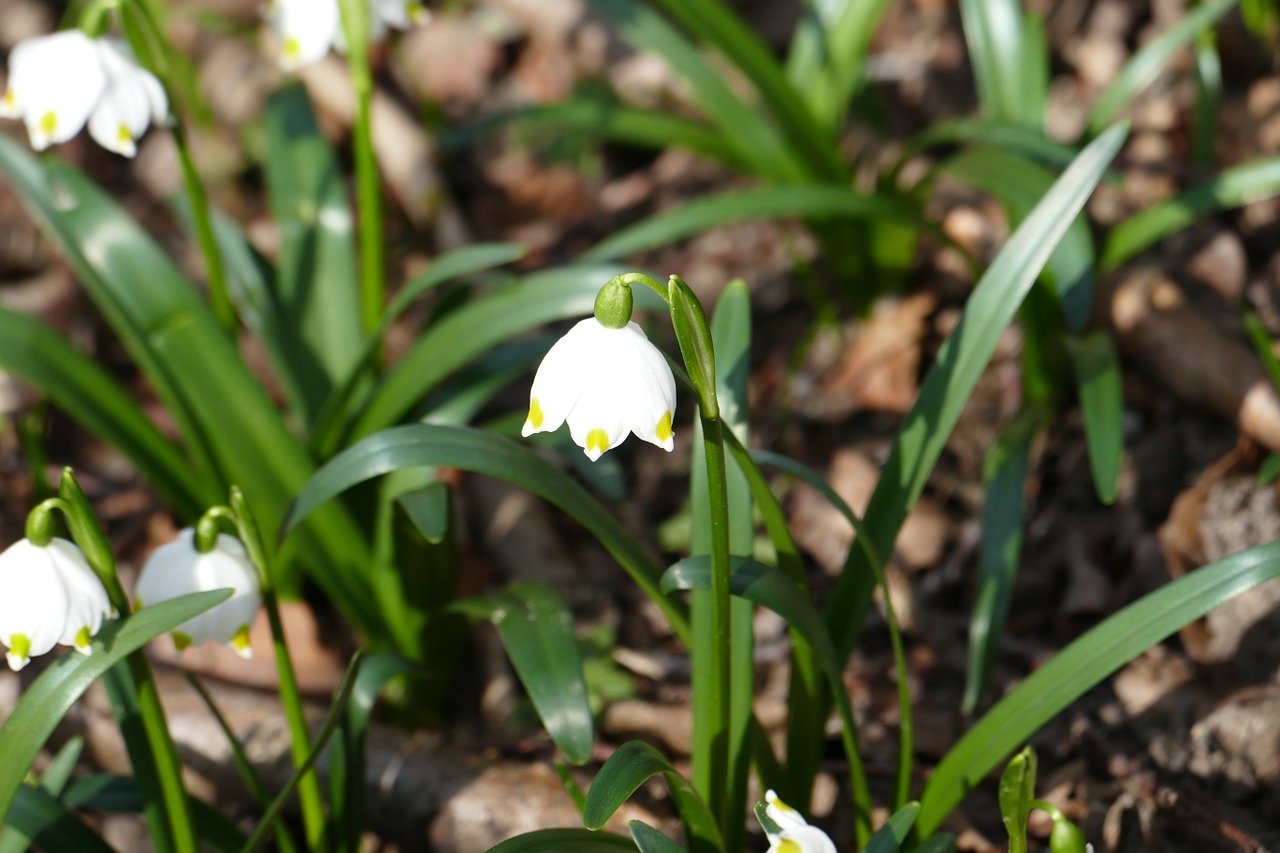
[340,0,386,335]
[699,414,733,836]
[172,126,235,331]
[265,589,328,849]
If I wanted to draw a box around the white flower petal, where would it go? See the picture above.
[86,39,167,156]
[524,318,595,437]
[618,322,676,451]
[136,529,261,654]
[268,0,340,71]
[0,540,72,668]
[774,826,837,853]
[46,539,113,651]
[7,31,107,151]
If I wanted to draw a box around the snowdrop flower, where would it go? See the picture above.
[761,790,837,853]
[136,529,261,658]
[522,303,677,461]
[0,30,167,157]
[0,537,113,671]
[265,0,430,71]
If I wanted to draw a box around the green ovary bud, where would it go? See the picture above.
[1049,818,1089,853]
[593,279,634,329]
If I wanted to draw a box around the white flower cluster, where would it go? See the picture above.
[0,538,112,671]
[0,31,166,157]
[265,0,430,71]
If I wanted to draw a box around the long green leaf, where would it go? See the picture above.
[0,738,86,853]
[963,408,1039,715]
[897,118,1085,175]
[0,590,229,819]
[1065,332,1123,504]
[348,264,647,443]
[583,741,721,853]
[0,307,207,516]
[586,0,809,182]
[1100,156,1280,271]
[312,243,525,452]
[1087,0,1237,133]
[918,539,1280,835]
[59,775,248,853]
[487,829,638,852]
[4,785,116,853]
[283,424,691,645]
[451,583,594,765]
[264,83,363,422]
[786,0,895,136]
[825,124,1129,668]
[662,557,871,843]
[960,0,1043,125]
[586,186,926,262]
[938,146,1093,330]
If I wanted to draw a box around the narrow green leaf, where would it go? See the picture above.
[244,651,364,853]
[0,306,207,517]
[283,424,690,645]
[998,747,1037,853]
[785,0,895,136]
[938,146,1094,330]
[1100,156,1280,271]
[864,801,921,853]
[585,186,926,262]
[918,539,1280,836]
[487,829,638,853]
[1065,332,1124,504]
[0,738,87,853]
[586,0,811,182]
[916,835,958,853]
[826,124,1128,668]
[1190,10,1222,165]
[582,741,721,853]
[898,118,1085,175]
[960,0,1041,125]
[451,583,594,765]
[1087,0,1237,133]
[629,821,685,853]
[1260,452,1280,486]
[59,775,249,853]
[330,652,416,853]
[0,591,229,819]
[964,409,1039,715]
[264,83,362,421]
[4,785,115,853]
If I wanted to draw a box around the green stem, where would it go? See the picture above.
[127,650,199,853]
[172,126,235,331]
[699,414,733,836]
[264,589,329,850]
[340,0,386,335]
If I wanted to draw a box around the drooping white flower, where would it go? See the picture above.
[522,317,677,461]
[0,538,113,671]
[265,0,430,71]
[135,529,261,658]
[0,30,167,157]
[761,790,837,853]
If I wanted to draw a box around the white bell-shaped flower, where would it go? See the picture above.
[0,30,166,157]
[265,0,429,71]
[762,790,837,853]
[0,538,113,671]
[135,529,261,658]
[522,317,677,461]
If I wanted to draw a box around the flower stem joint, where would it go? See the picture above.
[522,278,677,462]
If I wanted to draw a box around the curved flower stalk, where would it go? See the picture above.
[0,30,167,157]
[265,0,431,71]
[0,537,113,670]
[523,280,677,461]
[136,529,262,657]
[760,790,838,853]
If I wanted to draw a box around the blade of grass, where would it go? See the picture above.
[918,539,1280,836]
[1100,156,1280,271]
[1087,0,1237,134]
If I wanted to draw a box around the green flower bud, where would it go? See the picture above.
[593,278,634,329]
